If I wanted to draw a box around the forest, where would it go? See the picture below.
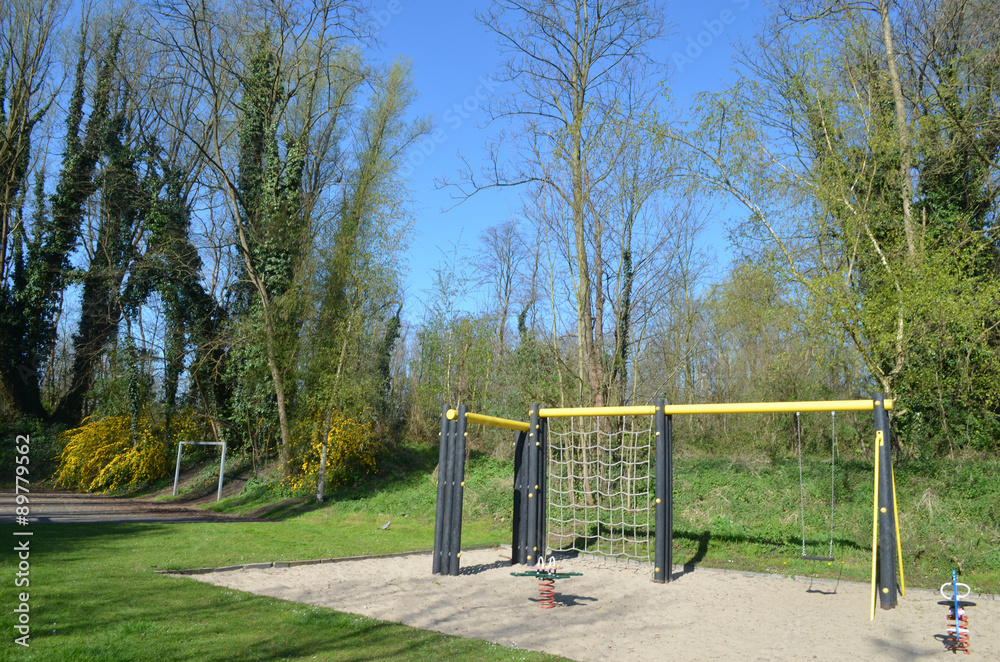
[1,0,998,494]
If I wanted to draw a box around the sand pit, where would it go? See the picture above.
[189,547,999,661]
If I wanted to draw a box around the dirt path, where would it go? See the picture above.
[190,546,999,662]
[0,490,253,524]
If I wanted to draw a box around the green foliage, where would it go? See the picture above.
[142,166,211,415]
[86,338,154,423]
[669,2,1000,456]
[237,32,307,300]
[0,417,66,482]
[299,58,425,457]
[225,306,281,451]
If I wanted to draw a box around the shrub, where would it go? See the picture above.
[53,412,201,493]
[283,409,383,494]
[0,418,66,481]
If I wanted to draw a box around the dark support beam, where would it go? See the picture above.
[432,404,451,575]
[874,394,898,609]
[654,398,673,582]
[447,404,468,576]
[511,428,529,564]
[525,403,541,565]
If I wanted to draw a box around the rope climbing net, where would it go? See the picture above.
[546,414,655,563]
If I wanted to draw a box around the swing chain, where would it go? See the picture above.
[798,410,837,561]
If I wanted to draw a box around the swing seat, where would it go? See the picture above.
[801,555,835,562]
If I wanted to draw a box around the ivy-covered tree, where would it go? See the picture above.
[0,0,62,419]
[224,31,311,468]
[56,84,151,424]
[0,27,118,420]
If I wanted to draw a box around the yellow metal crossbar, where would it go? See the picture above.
[538,406,656,418]
[446,409,530,432]
[538,399,892,418]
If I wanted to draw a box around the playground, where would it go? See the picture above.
[191,545,1000,661]
[186,396,999,660]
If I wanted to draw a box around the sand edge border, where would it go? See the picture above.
[157,544,505,576]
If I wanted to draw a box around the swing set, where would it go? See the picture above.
[432,395,905,619]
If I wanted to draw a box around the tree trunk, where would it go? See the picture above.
[879,0,916,260]
[264,332,293,470]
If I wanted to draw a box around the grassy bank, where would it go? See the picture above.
[199,445,999,593]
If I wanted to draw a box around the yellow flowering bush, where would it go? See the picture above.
[282,409,382,493]
[54,413,202,493]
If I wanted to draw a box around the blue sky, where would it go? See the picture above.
[368,0,769,320]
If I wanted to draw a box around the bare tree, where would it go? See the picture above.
[453,0,668,407]
[0,0,63,284]
[475,219,528,354]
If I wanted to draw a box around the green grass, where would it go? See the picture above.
[0,445,565,661]
[203,445,514,525]
[0,502,565,661]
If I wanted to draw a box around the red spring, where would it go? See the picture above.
[537,576,555,609]
[945,613,970,654]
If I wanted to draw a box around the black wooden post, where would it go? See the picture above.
[432,404,451,575]
[525,404,541,565]
[874,394,899,609]
[511,428,528,564]
[654,398,673,583]
[447,404,468,576]
[538,416,548,559]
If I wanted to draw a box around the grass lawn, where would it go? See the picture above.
[0,446,570,661]
[0,514,566,661]
[1,443,996,661]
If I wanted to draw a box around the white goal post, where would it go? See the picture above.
[172,441,228,502]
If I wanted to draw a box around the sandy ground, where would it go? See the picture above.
[189,546,998,661]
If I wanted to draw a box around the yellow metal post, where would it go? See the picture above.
[870,430,882,621]
[891,467,905,596]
